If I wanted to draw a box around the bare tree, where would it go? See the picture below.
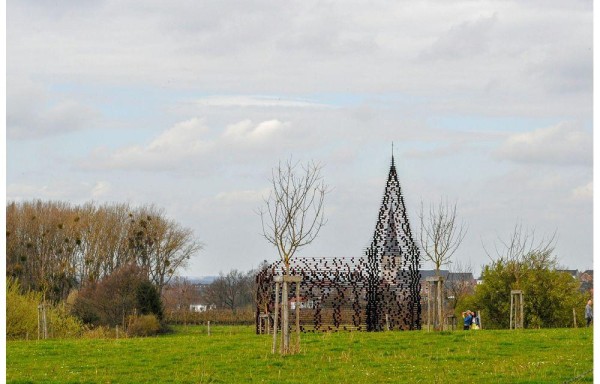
[6,201,202,300]
[259,158,328,354]
[419,198,467,274]
[260,158,328,273]
[203,269,251,312]
[162,277,202,324]
[446,260,475,313]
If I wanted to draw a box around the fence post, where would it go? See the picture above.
[207,321,211,336]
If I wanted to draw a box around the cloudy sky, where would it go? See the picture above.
[6,1,593,277]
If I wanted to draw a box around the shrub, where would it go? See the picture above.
[6,278,83,339]
[136,280,163,319]
[82,325,117,339]
[6,278,41,339]
[48,303,84,338]
[128,314,161,337]
[72,264,164,327]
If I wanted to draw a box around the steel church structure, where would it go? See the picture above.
[256,156,422,332]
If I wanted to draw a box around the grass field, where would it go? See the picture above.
[6,325,593,383]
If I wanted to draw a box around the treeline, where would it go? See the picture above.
[163,266,265,325]
[6,200,202,302]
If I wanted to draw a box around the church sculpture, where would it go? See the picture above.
[256,156,421,332]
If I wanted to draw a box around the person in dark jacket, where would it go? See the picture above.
[585,300,593,327]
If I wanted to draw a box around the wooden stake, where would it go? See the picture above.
[437,279,443,331]
[510,293,514,329]
[271,281,280,354]
[295,281,300,351]
[427,285,431,332]
[520,293,524,329]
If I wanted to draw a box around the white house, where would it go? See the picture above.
[189,304,216,312]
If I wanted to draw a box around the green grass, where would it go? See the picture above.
[7,326,593,383]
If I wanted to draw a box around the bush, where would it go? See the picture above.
[82,325,117,339]
[47,303,84,338]
[72,264,164,327]
[6,278,83,340]
[473,253,587,329]
[6,278,41,339]
[136,280,163,319]
[127,314,161,337]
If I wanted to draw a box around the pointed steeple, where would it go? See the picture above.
[365,152,422,330]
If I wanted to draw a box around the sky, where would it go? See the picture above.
[6,0,593,278]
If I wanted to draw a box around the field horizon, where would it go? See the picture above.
[7,325,593,383]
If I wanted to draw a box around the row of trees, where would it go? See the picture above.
[161,267,264,325]
[163,267,261,315]
[7,200,202,302]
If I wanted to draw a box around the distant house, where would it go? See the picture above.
[419,270,475,298]
[189,304,216,312]
[580,270,593,282]
[579,270,593,294]
[290,296,315,310]
[557,270,578,279]
[557,269,593,294]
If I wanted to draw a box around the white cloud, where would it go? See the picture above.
[91,181,111,198]
[84,118,293,171]
[84,117,212,170]
[223,119,290,143]
[493,122,592,166]
[147,118,210,152]
[570,182,592,202]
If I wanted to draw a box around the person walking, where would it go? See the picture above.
[471,310,480,330]
[585,300,593,327]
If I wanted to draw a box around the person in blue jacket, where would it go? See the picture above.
[462,310,473,330]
